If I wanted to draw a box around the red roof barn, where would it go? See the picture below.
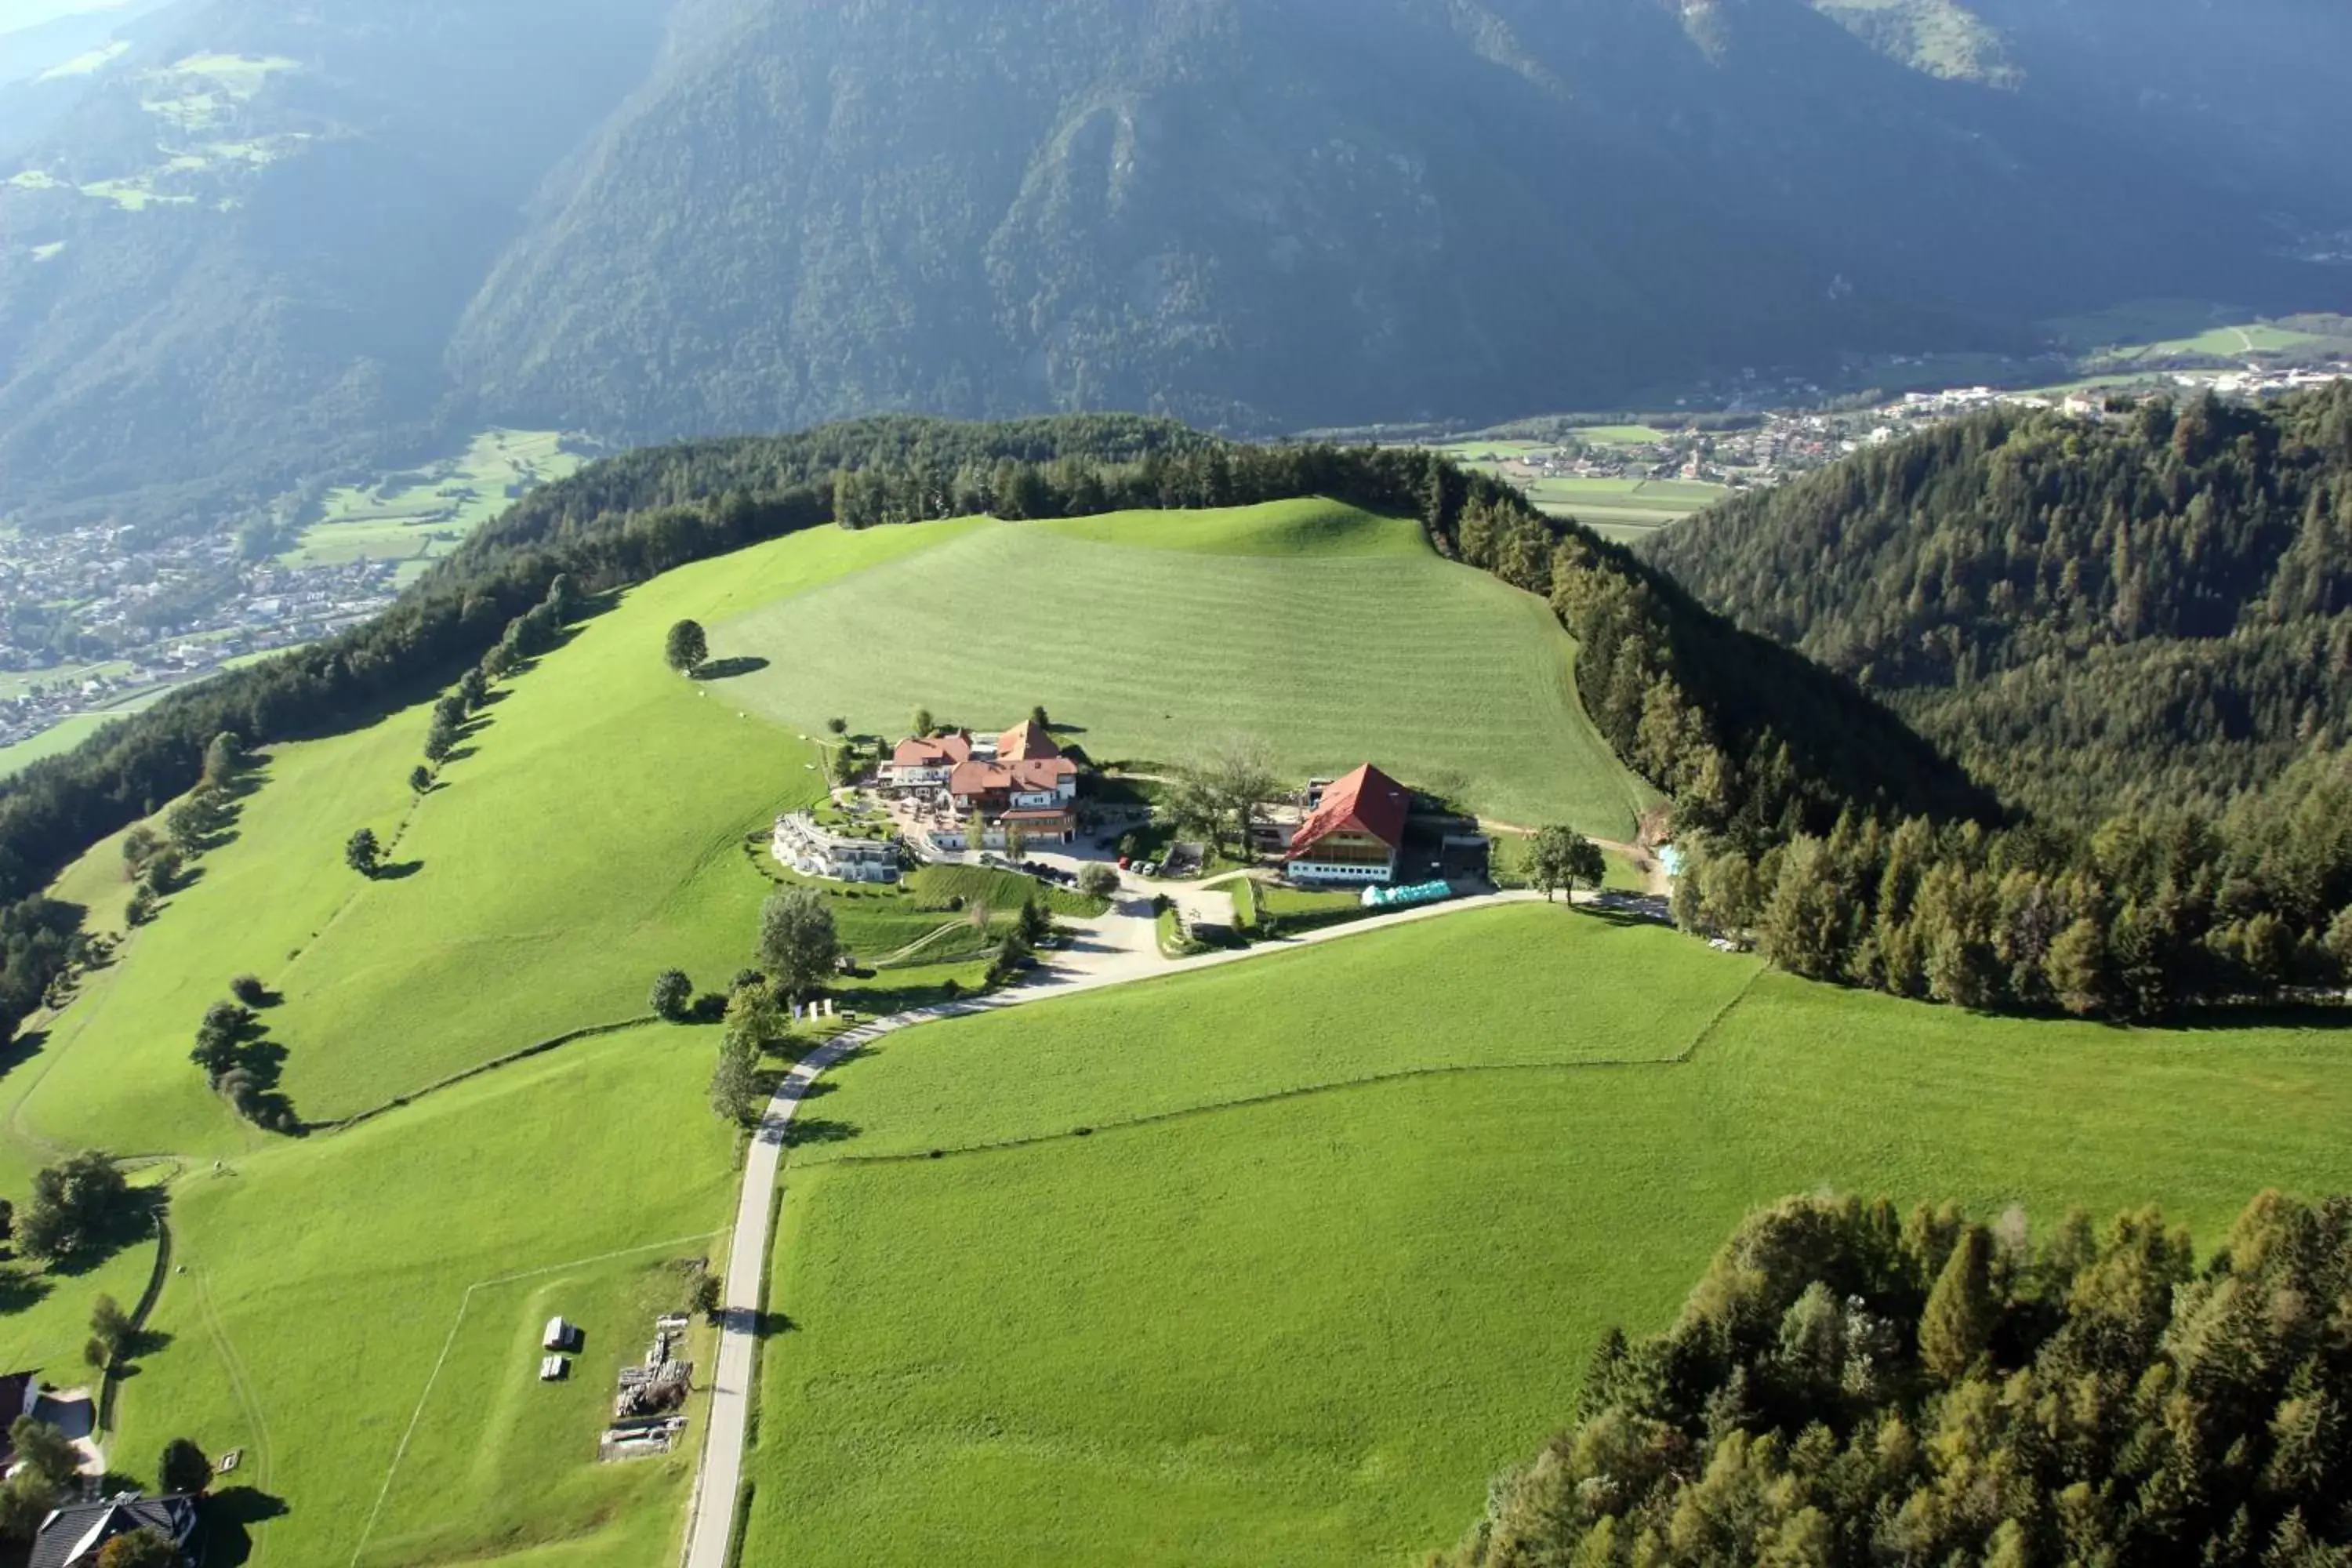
[1286,764,1410,881]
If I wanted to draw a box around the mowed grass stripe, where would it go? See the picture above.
[717,503,1653,835]
[742,911,2352,1568]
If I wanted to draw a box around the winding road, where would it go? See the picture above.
[677,880,1572,1567]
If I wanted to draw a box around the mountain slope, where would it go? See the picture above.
[5,0,2348,529]
[448,0,2325,445]
[0,0,670,524]
[1645,385,2352,818]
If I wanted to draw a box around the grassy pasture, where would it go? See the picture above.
[786,908,1758,1160]
[717,501,1654,837]
[0,711,122,779]
[742,905,2352,1567]
[15,517,982,1154]
[2040,300,2343,361]
[357,1250,716,1566]
[3,503,1634,1563]
[1032,502,1425,558]
[109,1021,739,1567]
[1522,475,1727,544]
[284,430,580,584]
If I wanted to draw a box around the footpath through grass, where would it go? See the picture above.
[742,904,2352,1568]
[716,500,1653,837]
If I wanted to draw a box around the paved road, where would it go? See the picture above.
[677,884,1558,1567]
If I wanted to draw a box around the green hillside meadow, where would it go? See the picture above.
[0,499,1639,1563]
[741,909,2352,1567]
[717,499,1654,835]
[7,496,2348,1566]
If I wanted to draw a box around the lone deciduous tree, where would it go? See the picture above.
[8,1417,78,1488]
[1171,737,1279,857]
[665,619,708,676]
[708,1033,758,1125]
[345,828,383,878]
[1530,826,1608,903]
[88,1294,131,1370]
[759,887,840,1002]
[158,1436,212,1496]
[0,1464,60,1542]
[648,969,693,1022]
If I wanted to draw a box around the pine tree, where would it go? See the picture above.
[1918,1224,1998,1383]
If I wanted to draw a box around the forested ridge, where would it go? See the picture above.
[1647,386,2352,821]
[1434,1189,2352,1568]
[0,413,1979,1047]
[9,402,2350,1043]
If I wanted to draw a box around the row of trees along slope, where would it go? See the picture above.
[1639,387,2352,1017]
[0,412,1987,1048]
[1432,1189,2352,1568]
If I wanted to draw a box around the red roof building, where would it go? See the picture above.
[1286,764,1410,883]
[890,732,973,772]
[996,720,1060,763]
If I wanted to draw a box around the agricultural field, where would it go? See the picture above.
[281,430,583,585]
[1522,475,1727,543]
[740,906,2352,1568]
[717,499,1654,837]
[2041,299,2352,362]
[1426,440,1730,544]
[0,710,121,779]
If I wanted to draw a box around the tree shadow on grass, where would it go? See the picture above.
[201,1486,291,1566]
[372,860,425,881]
[0,1265,52,1313]
[781,1116,858,1148]
[103,1327,176,1396]
[0,1027,46,1088]
[720,1307,796,1339]
[44,1188,167,1279]
[696,656,770,681]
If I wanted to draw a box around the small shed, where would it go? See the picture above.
[539,1356,568,1382]
[544,1316,579,1352]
